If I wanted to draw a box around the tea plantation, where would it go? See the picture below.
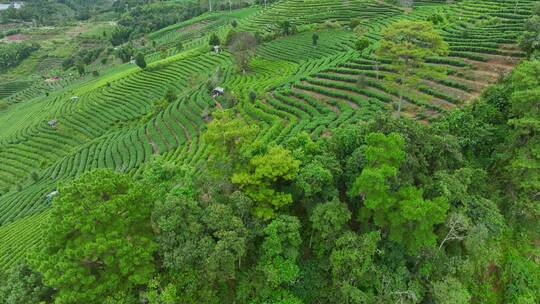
[0,0,539,302]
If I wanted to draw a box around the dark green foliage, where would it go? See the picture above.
[62,47,104,70]
[114,0,206,35]
[0,43,39,72]
[519,15,540,58]
[312,33,319,46]
[355,38,369,51]
[209,33,221,46]
[279,20,292,35]
[176,41,184,51]
[165,88,177,103]
[248,90,257,101]
[427,13,445,25]
[0,263,53,304]
[116,45,134,63]
[30,171,39,182]
[76,62,86,76]
[31,169,156,304]
[135,53,147,69]
[110,26,133,46]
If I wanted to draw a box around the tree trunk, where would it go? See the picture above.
[209,0,212,12]
[397,88,403,117]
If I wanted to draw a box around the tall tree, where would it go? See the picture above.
[31,169,157,303]
[310,199,351,257]
[258,215,302,288]
[227,32,257,74]
[376,21,448,116]
[350,132,449,254]
[203,109,259,172]
[232,146,300,219]
[519,13,540,58]
[504,61,540,229]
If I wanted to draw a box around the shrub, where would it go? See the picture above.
[355,38,370,51]
[135,53,147,69]
[427,13,444,25]
[249,91,257,102]
[209,33,220,46]
[350,18,362,29]
[30,172,39,182]
[164,89,177,103]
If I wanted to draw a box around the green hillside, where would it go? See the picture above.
[0,0,539,302]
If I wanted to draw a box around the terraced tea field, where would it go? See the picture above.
[0,0,536,269]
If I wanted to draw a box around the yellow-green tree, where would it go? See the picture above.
[376,21,448,116]
[232,146,300,219]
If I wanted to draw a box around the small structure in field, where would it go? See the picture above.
[45,76,61,83]
[71,96,79,101]
[46,190,59,203]
[6,34,26,42]
[48,119,58,128]
[213,45,221,53]
[212,87,225,97]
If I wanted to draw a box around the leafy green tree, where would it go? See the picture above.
[330,231,380,304]
[203,109,259,172]
[135,52,147,69]
[310,199,351,257]
[258,215,302,288]
[154,181,248,302]
[232,146,300,219]
[519,15,540,58]
[376,21,448,116]
[110,25,132,46]
[285,132,340,208]
[227,32,257,74]
[350,132,449,253]
[432,277,471,304]
[312,33,319,46]
[202,203,248,281]
[501,248,540,303]
[31,169,157,304]
[294,161,335,207]
[279,20,292,35]
[116,44,134,63]
[505,61,540,229]
[143,277,179,304]
[0,262,53,304]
